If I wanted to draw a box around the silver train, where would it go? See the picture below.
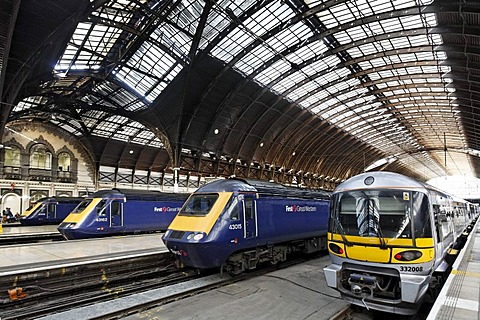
[323,171,478,315]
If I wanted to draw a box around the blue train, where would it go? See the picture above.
[57,189,189,240]
[162,178,330,275]
[19,197,84,226]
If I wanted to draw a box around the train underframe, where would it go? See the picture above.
[222,236,326,276]
[324,261,434,315]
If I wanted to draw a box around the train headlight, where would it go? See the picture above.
[193,233,204,241]
[186,232,205,241]
[394,250,422,261]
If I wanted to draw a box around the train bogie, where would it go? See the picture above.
[162,178,330,273]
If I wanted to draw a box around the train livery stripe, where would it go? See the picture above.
[329,232,434,247]
[168,192,232,234]
[21,203,41,218]
[328,232,435,263]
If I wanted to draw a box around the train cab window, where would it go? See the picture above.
[72,200,90,213]
[96,200,108,216]
[180,194,218,216]
[38,205,47,214]
[334,190,412,239]
[226,196,239,220]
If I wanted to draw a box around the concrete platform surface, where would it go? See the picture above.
[125,254,347,320]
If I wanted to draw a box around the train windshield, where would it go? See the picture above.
[71,200,91,213]
[180,194,218,216]
[331,189,430,240]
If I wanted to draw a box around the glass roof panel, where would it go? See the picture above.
[211,26,256,61]
[254,59,291,85]
[287,40,328,64]
[115,37,184,102]
[235,45,276,75]
[14,96,48,112]
[211,1,294,63]
[58,122,83,137]
[168,0,203,37]
[56,0,137,72]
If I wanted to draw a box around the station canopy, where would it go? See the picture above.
[1,0,480,187]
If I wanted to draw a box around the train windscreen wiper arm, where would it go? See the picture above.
[335,219,352,247]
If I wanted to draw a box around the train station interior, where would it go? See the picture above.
[1,0,480,319]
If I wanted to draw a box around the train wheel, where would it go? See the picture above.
[226,264,243,276]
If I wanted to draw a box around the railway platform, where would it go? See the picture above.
[0,233,167,276]
[427,218,480,320]
[0,224,59,236]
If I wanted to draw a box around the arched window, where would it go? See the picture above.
[58,152,71,172]
[30,144,52,170]
[4,146,21,167]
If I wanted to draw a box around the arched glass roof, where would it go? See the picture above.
[2,0,480,185]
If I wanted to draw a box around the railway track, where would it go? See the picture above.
[92,253,329,320]
[1,252,328,319]
[0,233,64,245]
[0,253,193,319]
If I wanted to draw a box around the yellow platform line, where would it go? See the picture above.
[451,269,480,278]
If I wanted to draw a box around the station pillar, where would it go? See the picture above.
[173,167,180,193]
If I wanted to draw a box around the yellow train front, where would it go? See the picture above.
[323,171,475,315]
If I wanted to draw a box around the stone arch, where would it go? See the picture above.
[26,135,55,155]
[2,138,25,153]
[11,122,96,183]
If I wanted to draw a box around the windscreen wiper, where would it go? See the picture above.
[376,222,388,249]
[335,219,352,247]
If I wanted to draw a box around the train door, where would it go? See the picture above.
[241,194,257,239]
[46,202,56,220]
[110,200,124,227]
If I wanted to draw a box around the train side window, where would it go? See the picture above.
[48,203,56,213]
[111,201,121,216]
[412,192,432,238]
[433,204,442,242]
